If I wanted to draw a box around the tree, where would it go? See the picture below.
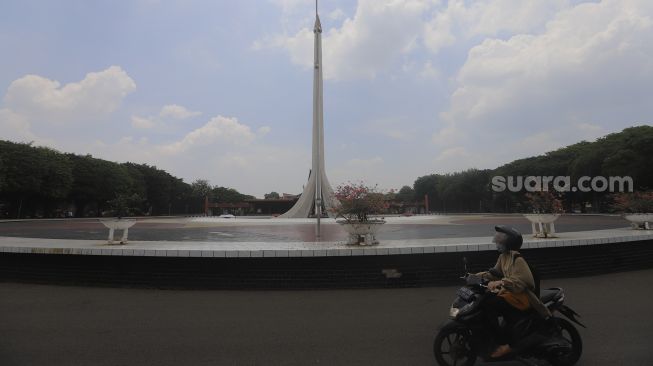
[0,141,202,217]
[68,154,133,216]
[264,191,280,199]
[331,183,387,222]
[396,186,414,203]
[599,126,653,190]
[107,193,145,217]
[416,170,492,212]
[191,179,213,198]
[37,147,74,216]
[170,176,192,215]
[188,179,213,214]
[413,174,439,211]
[0,141,73,218]
[122,163,148,201]
[125,164,193,215]
[212,186,254,203]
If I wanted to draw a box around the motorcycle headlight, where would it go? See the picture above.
[449,306,460,318]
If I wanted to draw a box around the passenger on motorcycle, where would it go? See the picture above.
[476,225,551,358]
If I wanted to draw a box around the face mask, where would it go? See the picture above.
[493,232,509,254]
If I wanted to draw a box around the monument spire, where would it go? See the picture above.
[280,0,336,219]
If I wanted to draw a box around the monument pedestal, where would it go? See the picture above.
[99,219,136,244]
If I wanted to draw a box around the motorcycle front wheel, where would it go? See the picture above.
[433,322,477,366]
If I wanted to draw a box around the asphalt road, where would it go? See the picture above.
[1,269,652,366]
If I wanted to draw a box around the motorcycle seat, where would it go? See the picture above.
[540,288,561,303]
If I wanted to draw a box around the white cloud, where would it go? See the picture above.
[453,0,653,120]
[419,60,440,79]
[260,0,436,80]
[257,126,272,136]
[262,0,573,80]
[423,9,456,53]
[328,8,346,21]
[463,0,568,37]
[131,115,155,129]
[431,124,464,146]
[160,115,258,154]
[0,108,38,142]
[323,0,432,80]
[3,66,135,123]
[424,0,570,54]
[0,66,135,151]
[130,104,201,130]
[159,104,201,119]
[432,0,653,170]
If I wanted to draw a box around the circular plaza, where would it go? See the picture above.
[1,214,652,289]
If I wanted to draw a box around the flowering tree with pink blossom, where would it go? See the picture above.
[330,182,388,223]
[611,191,653,213]
[525,191,564,214]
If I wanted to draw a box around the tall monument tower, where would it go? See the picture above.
[280,1,336,218]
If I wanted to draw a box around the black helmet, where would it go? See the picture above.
[495,225,523,250]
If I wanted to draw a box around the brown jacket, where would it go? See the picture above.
[477,250,551,318]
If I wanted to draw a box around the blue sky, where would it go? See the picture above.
[1,0,652,197]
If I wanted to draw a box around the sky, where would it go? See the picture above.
[1,0,652,198]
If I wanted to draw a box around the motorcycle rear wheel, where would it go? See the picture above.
[549,317,583,366]
[433,323,477,366]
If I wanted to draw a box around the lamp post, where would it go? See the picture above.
[316,197,322,239]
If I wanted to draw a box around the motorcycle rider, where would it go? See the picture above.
[476,225,551,358]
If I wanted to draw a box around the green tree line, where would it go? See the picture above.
[412,126,653,213]
[0,141,251,218]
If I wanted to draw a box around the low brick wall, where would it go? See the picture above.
[1,240,652,289]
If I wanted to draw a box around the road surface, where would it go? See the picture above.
[1,269,651,365]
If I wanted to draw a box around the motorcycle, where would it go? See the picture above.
[433,258,585,366]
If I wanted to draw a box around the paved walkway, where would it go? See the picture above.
[1,269,651,366]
